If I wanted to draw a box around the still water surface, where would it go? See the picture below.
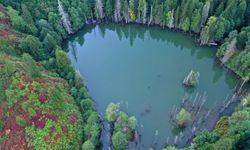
[64,24,237,149]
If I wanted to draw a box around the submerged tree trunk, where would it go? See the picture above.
[238,79,247,94]
[58,0,73,34]
[199,27,209,45]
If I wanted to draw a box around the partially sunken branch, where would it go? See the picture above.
[183,70,200,87]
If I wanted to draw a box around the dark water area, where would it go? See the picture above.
[64,23,238,149]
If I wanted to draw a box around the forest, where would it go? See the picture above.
[0,0,249,150]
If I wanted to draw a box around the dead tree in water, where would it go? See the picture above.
[168,92,242,147]
[183,70,200,87]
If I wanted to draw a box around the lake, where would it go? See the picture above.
[64,23,237,149]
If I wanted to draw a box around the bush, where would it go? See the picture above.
[19,35,45,60]
[28,108,37,117]
[229,110,250,126]
[84,112,100,146]
[0,54,15,75]
[0,120,4,130]
[82,140,95,150]
[176,108,191,128]
[7,6,27,32]
[162,146,178,150]
[112,131,128,150]
[128,116,138,130]
[80,98,94,121]
[16,116,28,128]
[55,49,71,71]
[213,138,233,150]
[22,53,41,78]
[193,131,220,149]
[105,103,120,122]
[214,116,230,137]
[78,87,89,99]
[0,79,7,101]
[48,87,63,109]
[70,87,78,98]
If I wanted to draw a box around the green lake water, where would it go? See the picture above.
[64,24,237,149]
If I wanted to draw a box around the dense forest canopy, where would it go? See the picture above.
[1,0,250,81]
[0,0,250,150]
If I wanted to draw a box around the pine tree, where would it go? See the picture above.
[105,0,114,19]
[182,17,190,32]
[191,9,201,33]
[129,0,136,22]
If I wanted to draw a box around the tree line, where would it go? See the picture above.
[1,0,250,149]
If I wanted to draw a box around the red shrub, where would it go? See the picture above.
[0,30,10,37]
[69,113,78,124]
[22,94,29,101]
[62,125,68,134]
[38,93,48,104]
[54,133,63,141]
[49,126,56,135]
[22,75,32,83]
[46,113,57,121]
[32,114,46,128]
[16,82,25,90]
[29,85,34,92]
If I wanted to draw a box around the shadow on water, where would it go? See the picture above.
[65,23,216,63]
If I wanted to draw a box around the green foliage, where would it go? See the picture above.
[191,9,201,33]
[27,108,37,117]
[70,87,78,98]
[0,120,4,130]
[105,102,120,122]
[214,116,230,137]
[55,48,71,71]
[193,131,220,149]
[105,102,138,148]
[43,33,58,53]
[82,140,95,150]
[176,108,191,127]
[16,116,28,128]
[112,131,128,150]
[48,87,64,109]
[105,0,114,17]
[22,53,41,78]
[181,17,190,32]
[162,146,178,150]
[213,138,233,150]
[229,110,250,126]
[21,4,38,35]
[84,112,100,146]
[2,1,250,150]
[80,98,94,120]
[19,35,45,60]
[0,78,7,101]
[7,6,27,32]
[128,116,137,130]
[0,54,15,75]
